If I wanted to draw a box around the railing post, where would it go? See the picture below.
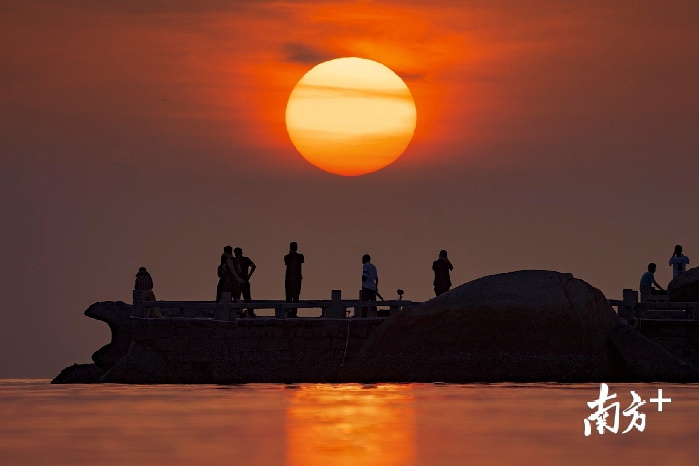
[621,289,639,319]
[324,289,345,318]
[352,290,361,318]
[133,290,147,318]
[217,292,232,321]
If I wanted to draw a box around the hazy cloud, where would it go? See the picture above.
[284,42,335,64]
[296,82,413,100]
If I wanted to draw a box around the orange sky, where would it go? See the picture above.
[1,0,698,377]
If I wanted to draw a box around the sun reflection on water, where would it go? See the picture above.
[286,384,415,466]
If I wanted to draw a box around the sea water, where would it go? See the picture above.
[0,380,697,465]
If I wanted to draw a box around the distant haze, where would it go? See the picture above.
[1,0,698,377]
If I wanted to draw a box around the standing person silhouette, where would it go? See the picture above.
[220,245,244,304]
[215,248,227,302]
[234,247,257,318]
[284,242,304,317]
[432,250,454,296]
[669,245,690,279]
[360,254,378,318]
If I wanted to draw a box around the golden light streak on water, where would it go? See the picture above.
[286,384,415,465]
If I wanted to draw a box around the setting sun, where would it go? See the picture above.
[285,57,417,176]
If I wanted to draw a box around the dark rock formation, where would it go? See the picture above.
[687,354,699,368]
[85,301,135,371]
[668,267,699,302]
[51,363,104,384]
[346,270,699,382]
[634,319,699,360]
[608,325,699,381]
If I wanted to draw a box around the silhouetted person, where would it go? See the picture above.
[216,249,227,302]
[669,245,690,279]
[284,242,304,317]
[135,267,159,317]
[360,254,378,317]
[640,262,664,302]
[432,250,453,296]
[219,245,244,303]
[234,247,257,318]
[135,267,154,295]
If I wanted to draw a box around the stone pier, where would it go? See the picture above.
[100,314,387,383]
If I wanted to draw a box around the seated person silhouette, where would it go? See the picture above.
[640,262,665,302]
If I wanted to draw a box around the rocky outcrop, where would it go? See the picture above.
[668,267,699,302]
[51,363,104,383]
[608,325,699,381]
[84,301,136,371]
[346,270,699,382]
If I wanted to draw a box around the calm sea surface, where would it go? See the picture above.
[0,380,697,465]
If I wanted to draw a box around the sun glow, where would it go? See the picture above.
[285,57,417,176]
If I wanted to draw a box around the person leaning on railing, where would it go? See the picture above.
[640,262,664,302]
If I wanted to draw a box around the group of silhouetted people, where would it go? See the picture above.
[640,244,690,302]
[216,245,258,317]
[134,244,456,319]
[212,243,455,318]
[137,241,695,314]
[213,242,307,318]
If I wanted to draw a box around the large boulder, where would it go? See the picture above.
[84,301,135,371]
[350,270,620,382]
[668,267,699,302]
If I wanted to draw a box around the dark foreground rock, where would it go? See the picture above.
[668,267,699,302]
[608,325,699,382]
[85,301,135,371]
[51,363,104,384]
[55,270,699,383]
[343,270,699,382]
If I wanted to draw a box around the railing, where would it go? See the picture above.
[133,289,419,321]
[609,288,699,320]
